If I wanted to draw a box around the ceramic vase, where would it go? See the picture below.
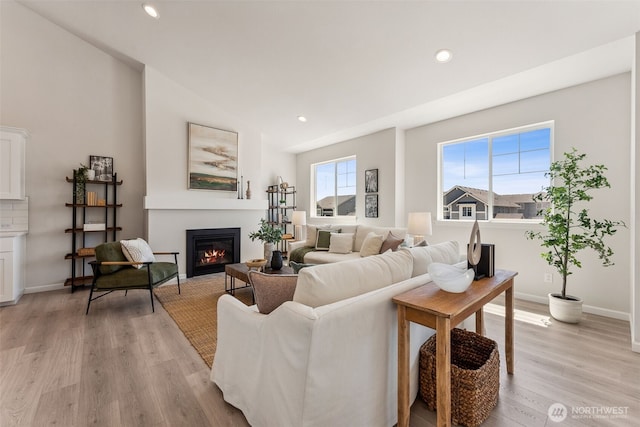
[264,242,275,265]
[270,250,283,270]
[246,180,251,199]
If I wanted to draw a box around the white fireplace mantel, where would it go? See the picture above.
[144,194,268,211]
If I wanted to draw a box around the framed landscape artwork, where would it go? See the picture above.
[188,122,238,191]
[89,155,114,181]
[365,194,378,218]
[365,168,378,193]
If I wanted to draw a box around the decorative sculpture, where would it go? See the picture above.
[467,219,483,280]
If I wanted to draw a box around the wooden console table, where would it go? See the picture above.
[392,269,517,427]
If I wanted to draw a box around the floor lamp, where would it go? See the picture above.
[292,211,307,242]
[407,212,432,246]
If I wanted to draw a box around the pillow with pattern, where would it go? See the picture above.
[120,238,156,269]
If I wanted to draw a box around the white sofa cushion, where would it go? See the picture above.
[328,232,353,254]
[293,249,413,308]
[405,240,461,277]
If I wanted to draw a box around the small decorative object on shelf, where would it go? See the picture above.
[246,180,251,199]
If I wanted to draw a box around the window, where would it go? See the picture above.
[313,156,356,217]
[439,122,552,221]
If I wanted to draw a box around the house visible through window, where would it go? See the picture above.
[314,156,356,217]
[439,122,552,221]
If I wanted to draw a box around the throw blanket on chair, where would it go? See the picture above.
[289,246,316,263]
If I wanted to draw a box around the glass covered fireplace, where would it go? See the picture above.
[186,228,240,277]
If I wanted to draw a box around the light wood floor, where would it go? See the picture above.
[1,276,639,426]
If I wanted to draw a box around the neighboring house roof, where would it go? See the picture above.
[444,185,537,209]
[316,195,355,209]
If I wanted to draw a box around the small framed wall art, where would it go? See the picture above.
[188,122,238,191]
[365,194,378,218]
[365,168,378,193]
[89,155,114,181]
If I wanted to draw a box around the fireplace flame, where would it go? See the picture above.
[200,249,226,265]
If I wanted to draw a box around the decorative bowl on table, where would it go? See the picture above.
[246,258,267,270]
[427,262,474,293]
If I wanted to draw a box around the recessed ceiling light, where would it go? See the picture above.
[142,3,159,19]
[297,116,307,122]
[435,49,452,63]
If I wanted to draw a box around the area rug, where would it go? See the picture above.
[153,274,253,368]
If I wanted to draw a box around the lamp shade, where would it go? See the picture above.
[292,211,307,226]
[407,212,432,236]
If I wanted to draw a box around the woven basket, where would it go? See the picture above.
[419,328,500,427]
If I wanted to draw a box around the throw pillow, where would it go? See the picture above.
[95,241,129,274]
[379,232,404,253]
[120,238,156,269]
[248,271,298,314]
[315,228,341,251]
[328,232,353,254]
[315,230,332,251]
[359,232,384,257]
[289,261,315,274]
[305,224,320,247]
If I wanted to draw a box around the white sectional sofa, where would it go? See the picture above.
[211,241,464,427]
[288,223,407,264]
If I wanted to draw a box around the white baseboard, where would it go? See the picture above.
[515,292,630,321]
[24,282,65,294]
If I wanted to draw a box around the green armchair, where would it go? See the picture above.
[86,241,180,314]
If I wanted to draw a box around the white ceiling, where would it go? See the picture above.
[18,0,640,153]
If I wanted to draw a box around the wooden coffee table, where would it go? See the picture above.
[224,263,295,300]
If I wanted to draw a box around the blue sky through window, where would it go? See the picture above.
[315,157,356,203]
[442,127,550,195]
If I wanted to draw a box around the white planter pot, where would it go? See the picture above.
[264,242,275,265]
[548,293,583,323]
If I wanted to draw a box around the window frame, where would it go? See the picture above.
[437,121,554,223]
[311,155,357,218]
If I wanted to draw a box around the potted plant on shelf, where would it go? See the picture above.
[526,148,625,323]
[73,163,90,204]
[248,219,284,269]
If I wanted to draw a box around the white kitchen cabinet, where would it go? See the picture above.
[0,233,25,305]
[0,126,27,200]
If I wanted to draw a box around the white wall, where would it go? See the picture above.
[0,1,145,291]
[632,32,639,351]
[405,73,632,317]
[143,66,295,271]
[295,128,401,226]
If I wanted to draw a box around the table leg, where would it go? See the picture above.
[475,308,484,335]
[436,316,452,427]
[225,273,229,293]
[397,306,410,427]
[505,280,514,374]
